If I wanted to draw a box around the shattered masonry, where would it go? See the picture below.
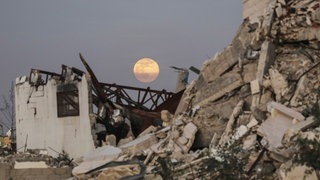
[1,0,320,179]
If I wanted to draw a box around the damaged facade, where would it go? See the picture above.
[2,0,320,179]
[15,67,96,159]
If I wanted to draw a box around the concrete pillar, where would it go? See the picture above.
[175,70,189,93]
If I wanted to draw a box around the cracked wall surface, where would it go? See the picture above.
[15,72,95,159]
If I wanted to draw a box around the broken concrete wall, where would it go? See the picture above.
[0,163,72,180]
[15,73,95,159]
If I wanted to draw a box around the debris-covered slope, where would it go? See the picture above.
[168,0,320,179]
[176,0,320,148]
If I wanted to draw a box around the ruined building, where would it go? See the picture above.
[14,60,181,159]
[15,67,96,158]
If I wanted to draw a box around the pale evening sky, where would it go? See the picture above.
[0,1,243,98]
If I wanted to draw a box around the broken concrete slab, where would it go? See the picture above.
[14,161,48,169]
[201,46,237,83]
[279,163,318,180]
[160,122,198,154]
[104,134,116,147]
[250,79,260,95]
[195,72,244,106]
[243,63,258,83]
[219,100,245,145]
[232,125,249,142]
[179,122,197,153]
[269,151,289,163]
[282,116,316,145]
[246,118,259,129]
[243,134,257,150]
[278,0,286,6]
[97,163,142,180]
[182,122,197,140]
[290,75,307,107]
[257,101,305,150]
[256,41,276,84]
[258,0,276,37]
[72,145,122,177]
[200,18,256,85]
[137,126,158,138]
[0,164,72,180]
[259,90,273,111]
[269,68,289,101]
[117,137,134,148]
[119,133,158,154]
[161,110,173,127]
[267,101,305,121]
[275,3,285,18]
[174,79,197,114]
[297,131,320,141]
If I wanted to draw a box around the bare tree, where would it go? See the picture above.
[0,82,15,137]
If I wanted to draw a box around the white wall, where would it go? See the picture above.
[15,75,95,159]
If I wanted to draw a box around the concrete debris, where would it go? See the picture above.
[160,110,173,127]
[70,118,197,179]
[119,133,158,154]
[250,79,260,95]
[14,161,48,169]
[246,117,259,129]
[72,145,122,177]
[269,68,289,101]
[279,162,318,180]
[219,100,245,145]
[104,134,116,147]
[97,163,143,180]
[3,0,320,179]
[257,101,305,150]
[0,149,73,179]
[242,134,257,150]
[282,116,316,146]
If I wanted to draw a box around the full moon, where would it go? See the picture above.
[133,58,160,83]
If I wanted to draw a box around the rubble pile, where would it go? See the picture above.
[70,0,320,179]
[71,114,201,179]
[0,149,74,168]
